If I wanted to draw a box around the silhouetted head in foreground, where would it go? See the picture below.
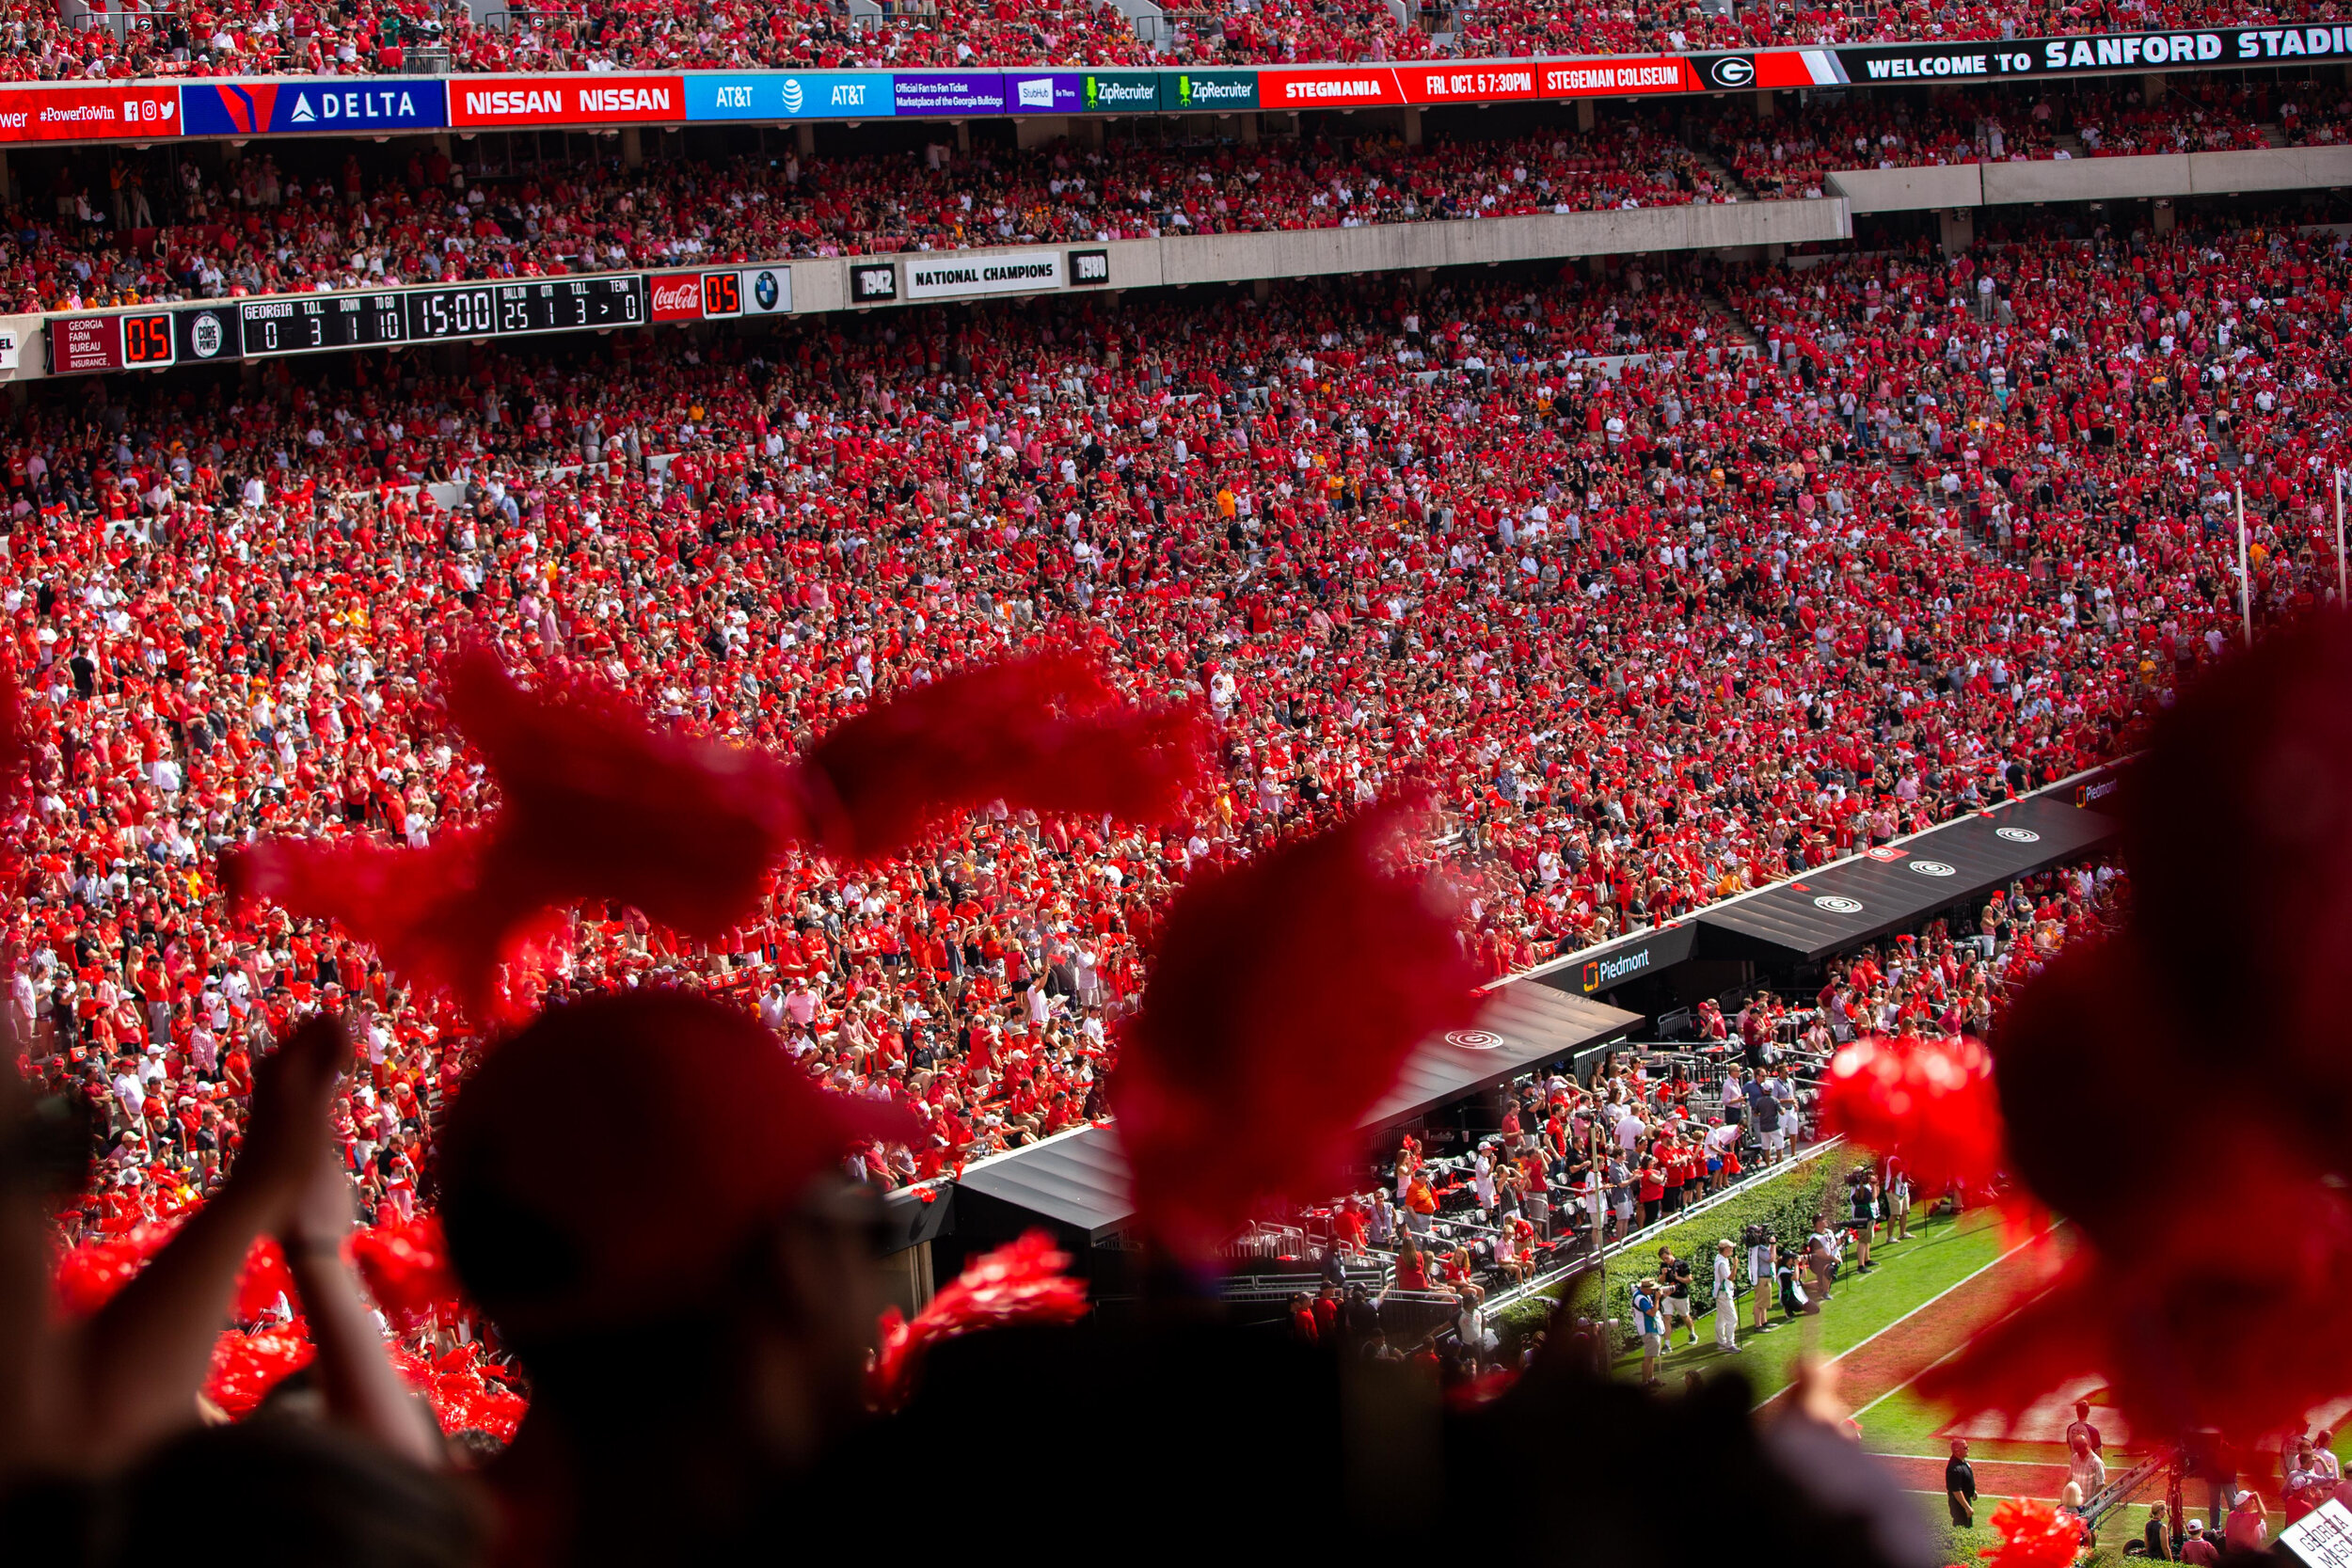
[439,990,910,1566]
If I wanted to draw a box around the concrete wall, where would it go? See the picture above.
[2186,144,2352,194]
[1830,143,2352,214]
[818,198,1854,312]
[1980,152,2195,204]
[1826,164,1984,215]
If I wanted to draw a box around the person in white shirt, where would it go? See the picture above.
[1713,1239,1741,1351]
[113,1067,146,1125]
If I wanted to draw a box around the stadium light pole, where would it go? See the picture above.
[2235,483,2252,649]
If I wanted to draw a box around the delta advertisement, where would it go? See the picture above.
[183,79,444,135]
[0,85,179,144]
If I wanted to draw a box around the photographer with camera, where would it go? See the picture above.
[1746,1225,1778,1332]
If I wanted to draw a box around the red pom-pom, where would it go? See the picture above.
[351,1215,464,1329]
[1819,1035,2004,1195]
[53,1223,180,1315]
[2120,613,2352,1164]
[389,1340,529,1439]
[224,827,565,1019]
[441,645,805,939]
[203,1325,316,1418]
[231,1237,297,1323]
[797,650,1210,861]
[1110,800,1481,1258]
[1977,1497,2082,1568]
[868,1229,1089,1412]
[1992,936,2197,1252]
[1926,1130,2352,1444]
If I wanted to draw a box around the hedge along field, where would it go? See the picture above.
[1496,1143,1867,1352]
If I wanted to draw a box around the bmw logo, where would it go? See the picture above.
[1995,827,2042,844]
[1813,895,1864,914]
[1907,860,1957,878]
[188,312,223,358]
[780,78,804,115]
[1446,1030,1504,1051]
[753,270,779,311]
[1710,55,1756,87]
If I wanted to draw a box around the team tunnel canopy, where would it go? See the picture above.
[1691,780,2122,966]
[949,984,1642,1247]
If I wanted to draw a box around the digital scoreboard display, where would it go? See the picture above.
[53,270,675,373]
[239,293,408,357]
[402,276,647,344]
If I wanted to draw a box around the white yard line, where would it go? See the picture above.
[1756,1222,2058,1414]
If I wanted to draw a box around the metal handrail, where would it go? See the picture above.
[2082,1449,2173,1529]
[1484,1134,1850,1317]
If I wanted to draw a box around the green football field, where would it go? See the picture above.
[1597,1199,2325,1563]
[1605,1204,2031,1407]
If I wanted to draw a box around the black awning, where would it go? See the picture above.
[1694,787,2120,965]
[954,1123,1134,1243]
[1362,982,1642,1128]
[1521,921,1701,1001]
[950,983,1640,1241]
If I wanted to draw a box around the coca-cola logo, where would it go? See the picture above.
[650,279,702,314]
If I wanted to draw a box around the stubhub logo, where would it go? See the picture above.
[1015,76,1055,108]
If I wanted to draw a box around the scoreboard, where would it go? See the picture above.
[50,273,661,371]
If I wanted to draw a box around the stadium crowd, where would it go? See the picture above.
[18,75,2349,315]
[6,203,2340,1243]
[4,121,1714,314]
[6,0,2352,75]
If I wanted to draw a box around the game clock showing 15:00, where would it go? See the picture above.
[405,277,648,342]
